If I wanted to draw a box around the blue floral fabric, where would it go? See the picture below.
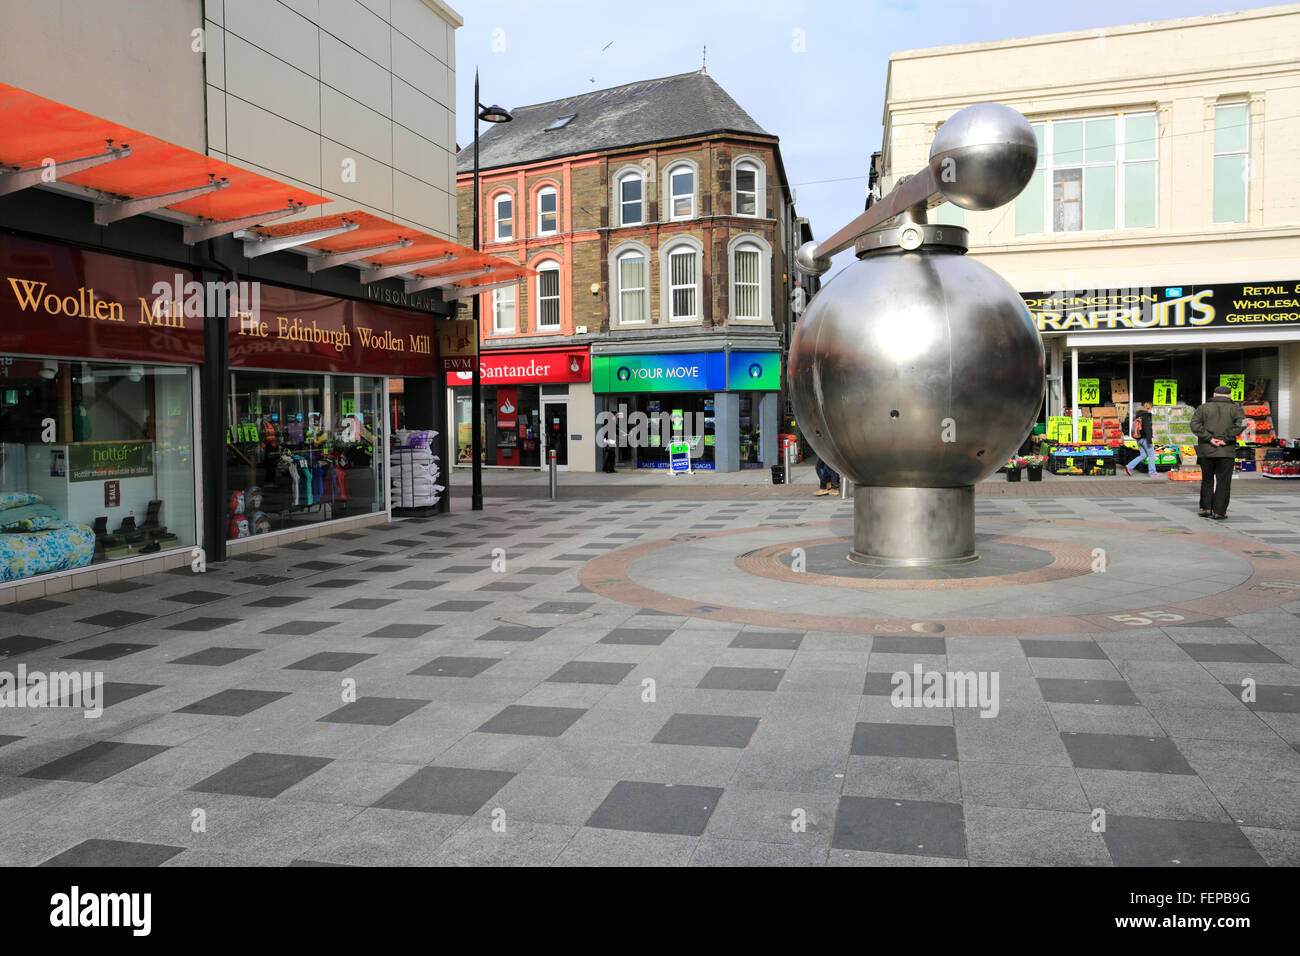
[0,524,96,582]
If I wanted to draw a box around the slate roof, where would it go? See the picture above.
[457,71,772,173]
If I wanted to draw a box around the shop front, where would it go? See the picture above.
[0,233,202,585]
[447,347,592,471]
[591,349,781,472]
[1022,281,1300,475]
[225,283,441,541]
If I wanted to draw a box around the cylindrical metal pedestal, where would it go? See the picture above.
[849,485,977,566]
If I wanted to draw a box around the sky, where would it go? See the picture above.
[455,0,1280,272]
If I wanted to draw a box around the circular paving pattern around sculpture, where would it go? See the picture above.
[578,517,1300,636]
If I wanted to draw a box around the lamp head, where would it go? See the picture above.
[478,104,512,124]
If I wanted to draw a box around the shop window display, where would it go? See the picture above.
[226,371,385,539]
[0,357,196,582]
[453,386,542,468]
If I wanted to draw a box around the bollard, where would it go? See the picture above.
[548,448,557,501]
[840,479,852,500]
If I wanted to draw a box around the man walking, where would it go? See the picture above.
[1191,385,1248,519]
[1125,400,1157,476]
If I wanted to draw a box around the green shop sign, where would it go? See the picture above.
[69,441,154,482]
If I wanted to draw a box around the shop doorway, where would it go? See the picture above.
[542,399,568,469]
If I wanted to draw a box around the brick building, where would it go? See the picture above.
[451,70,808,472]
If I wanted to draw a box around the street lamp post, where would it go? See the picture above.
[471,70,512,511]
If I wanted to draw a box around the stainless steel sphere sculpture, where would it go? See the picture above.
[789,103,1044,567]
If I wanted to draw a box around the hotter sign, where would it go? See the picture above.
[447,350,589,385]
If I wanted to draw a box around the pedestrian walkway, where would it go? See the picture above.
[1,492,1298,866]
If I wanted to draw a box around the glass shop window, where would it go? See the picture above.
[0,356,197,583]
[225,370,386,540]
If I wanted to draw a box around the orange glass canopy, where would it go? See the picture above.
[250,211,533,289]
[0,82,326,220]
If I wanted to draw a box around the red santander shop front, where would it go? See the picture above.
[447,347,591,470]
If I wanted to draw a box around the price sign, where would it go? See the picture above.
[1153,379,1178,405]
[1077,378,1100,404]
[1046,416,1073,442]
[341,398,356,415]
[1219,374,1244,402]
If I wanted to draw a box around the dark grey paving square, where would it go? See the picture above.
[871,635,946,654]
[519,566,567,576]
[477,581,534,593]
[358,563,409,574]
[24,741,169,783]
[1233,684,1300,714]
[1182,643,1285,664]
[554,554,594,562]
[172,647,260,666]
[411,656,501,678]
[190,752,332,797]
[441,566,482,574]
[92,580,151,594]
[177,689,291,716]
[345,549,385,558]
[327,531,364,540]
[1102,815,1265,866]
[547,661,636,685]
[652,713,759,748]
[308,578,362,589]
[40,839,183,868]
[59,682,160,708]
[429,600,492,613]
[246,595,309,608]
[235,574,292,587]
[0,598,68,615]
[284,652,375,672]
[851,722,957,760]
[697,666,785,691]
[165,617,241,633]
[863,671,903,696]
[731,630,804,650]
[599,628,673,646]
[262,621,340,636]
[1038,678,1140,705]
[586,781,723,836]
[60,642,154,661]
[76,610,153,628]
[831,795,966,858]
[318,696,430,726]
[531,601,595,615]
[333,598,398,610]
[229,552,273,563]
[293,560,342,570]
[164,589,232,605]
[365,623,441,639]
[282,541,321,551]
[374,765,515,815]
[478,704,587,737]
[389,580,446,590]
[0,634,59,657]
[1061,732,1194,774]
[388,538,428,547]
[1020,639,1106,660]
[1167,617,1236,629]
[477,626,550,642]
[0,735,22,748]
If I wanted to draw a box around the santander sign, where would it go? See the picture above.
[449,350,588,385]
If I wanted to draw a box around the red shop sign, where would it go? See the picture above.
[446,349,589,386]
[0,234,204,364]
[229,283,438,377]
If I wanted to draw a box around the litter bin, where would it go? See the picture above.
[771,464,785,485]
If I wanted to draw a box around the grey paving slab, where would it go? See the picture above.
[373,765,515,815]
[39,838,183,867]
[586,780,723,836]
[1101,815,1266,866]
[189,753,332,798]
[831,795,966,859]
[1060,732,1195,774]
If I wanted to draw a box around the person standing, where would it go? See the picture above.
[601,433,617,473]
[1125,401,1157,476]
[1191,385,1248,519]
[814,456,840,497]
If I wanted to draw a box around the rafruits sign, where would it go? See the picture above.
[1023,281,1300,334]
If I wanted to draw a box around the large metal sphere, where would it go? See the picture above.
[929,103,1037,210]
[789,248,1044,488]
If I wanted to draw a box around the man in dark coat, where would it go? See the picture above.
[1190,385,1248,519]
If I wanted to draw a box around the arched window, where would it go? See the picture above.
[492,284,517,333]
[535,260,561,329]
[615,248,648,324]
[536,185,558,235]
[728,234,772,322]
[732,156,767,218]
[659,237,703,323]
[665,162,696,221]
[492,193,513,241]
[618,171,643,226]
